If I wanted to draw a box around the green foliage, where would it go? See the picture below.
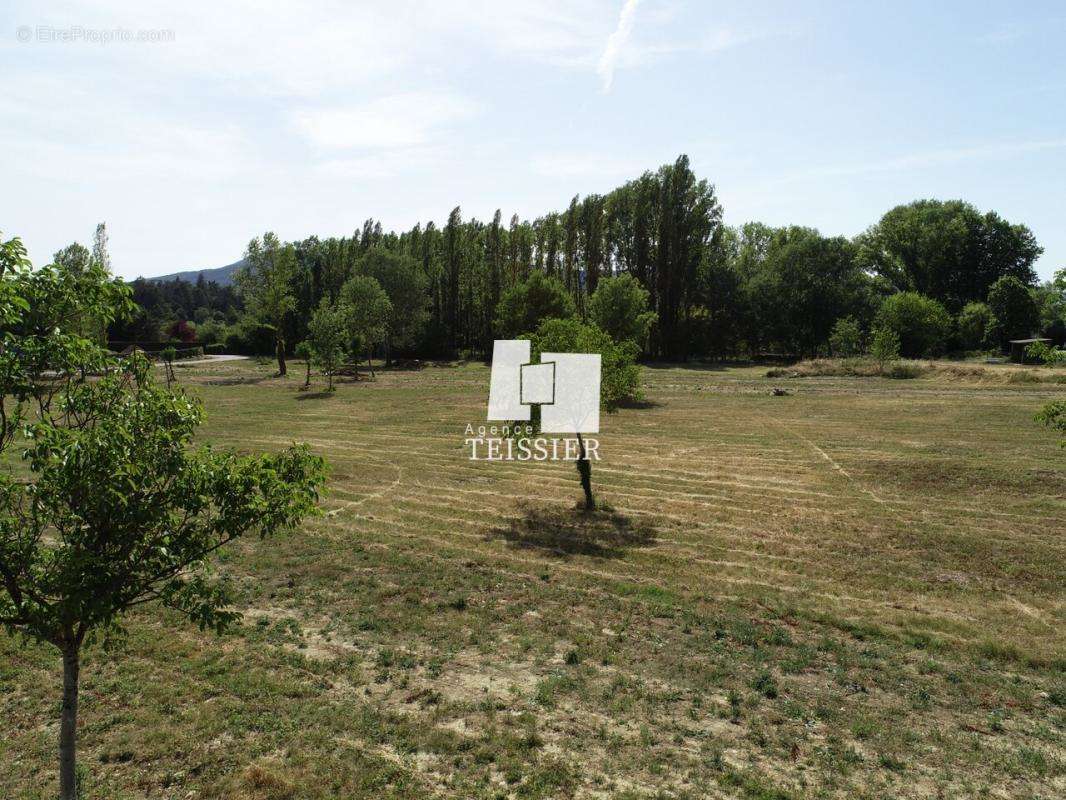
[744,226,870,357]
[858,199,1041,308]
[307,300,350,390]
[236,232,298,372]
[530,318,641,411]
[1025,341,1066,365]
[828,316,863,357]
[1036,401,1066,446]
[875,292,951,358]
[956,302,995,351]
[987,275,1040,346]
[356,247,428,354]
[0,240,326,796]
[588,273,657,348]
[495,272,575,339]
[340,275,392,360]
[6,353,327,641]
[869,326,901,368]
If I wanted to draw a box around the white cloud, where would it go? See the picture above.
[292,92,480,150]
[596,0,642,91]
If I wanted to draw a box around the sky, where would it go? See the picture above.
[1,0,1064,281]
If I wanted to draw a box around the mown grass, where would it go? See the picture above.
[2,358,1063,799]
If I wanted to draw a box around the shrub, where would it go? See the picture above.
[875,292,951,357]
[869,326,900,369]
[205,343,225,355]
[1026,340,1066,365]
[828,316,863,357]
[956,302,995,351]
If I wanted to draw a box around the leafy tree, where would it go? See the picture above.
[828,316,863,357]
[746,227,870,357]
[588,273,657,348]
[0,239,326,799]
[956,302,995,351]
[495,272,575,339]
[236,232,298,375]
[307,300,350,391]
[529,318,640,510]
[986,275,1040,346]
[858,199,1041,308]
[356,247,429,364]
[294,339,312,388]
[340,275,391,374]
[875,292,951,358]
[1036,401,1066,446]
[869,326,901,371]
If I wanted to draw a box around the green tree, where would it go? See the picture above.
[529,318,640,510]
[340,275,392,375]
[986,275,1040,346]
[294,339,313,388]
[356,247,429,364]
[875,292,951,358]
[0,240,326,799]
[495,272,576,339]
[588,273,657,348]
[1036,401,1066,446]
[307,300,350,391]
[828,316,863,357]
[236,232,298,376]
[869,325,901,371]
[746,227,868,357]
[956,302,995,351]
[858,199,1041,308]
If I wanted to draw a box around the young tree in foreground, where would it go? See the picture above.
[0,236,327,799]
[307,300,350,391]
[237,232,298,375]
[528,318,640,510]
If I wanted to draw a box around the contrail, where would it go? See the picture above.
[596,0,642,92]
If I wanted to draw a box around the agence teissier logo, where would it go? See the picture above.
[464,339,601,462]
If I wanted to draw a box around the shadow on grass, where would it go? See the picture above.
[205,375,273,386]
[294,391,336,401]
[488,502,658,559]
[618,396,663,409]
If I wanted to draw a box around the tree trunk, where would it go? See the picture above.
[303,360,311,388]
[59,644,80,800]
[385,337,392,368]
[576,433,595,511]
[276,337,287,376]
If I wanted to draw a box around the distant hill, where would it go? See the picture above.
[146,258,246,287]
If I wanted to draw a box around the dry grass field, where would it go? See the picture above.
[3,358,1064,799]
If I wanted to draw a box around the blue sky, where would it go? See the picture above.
[2,1,1063,281]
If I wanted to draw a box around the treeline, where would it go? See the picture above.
[109,155,1065,361]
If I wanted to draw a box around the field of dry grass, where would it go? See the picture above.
[3,358,1064,799]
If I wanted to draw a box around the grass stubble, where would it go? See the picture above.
[2,358,1063,799]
